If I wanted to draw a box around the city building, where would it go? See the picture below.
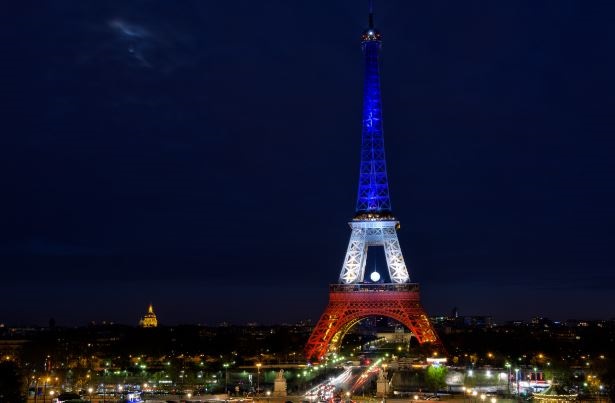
[139,304,158,328]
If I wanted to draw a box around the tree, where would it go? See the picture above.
[594,357,615,403]
[425,365,447,395]
[0,361,24,403]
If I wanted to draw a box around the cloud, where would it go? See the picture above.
[108,19,149,39]
[108,18,153,67]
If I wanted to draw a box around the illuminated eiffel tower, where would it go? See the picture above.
[305,3,441,362]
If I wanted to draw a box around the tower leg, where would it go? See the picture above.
[339,227,368,284]
[305,284,442,362]
[382,226,410,283]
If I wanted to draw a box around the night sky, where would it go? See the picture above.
[2,1,615,326]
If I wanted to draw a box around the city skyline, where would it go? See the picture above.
[2,1,615,326]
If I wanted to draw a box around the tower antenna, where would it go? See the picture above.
[368,0,374,28]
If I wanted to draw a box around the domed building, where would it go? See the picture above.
[139,303,158,328]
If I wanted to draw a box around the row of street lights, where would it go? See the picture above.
[461,387,497,403]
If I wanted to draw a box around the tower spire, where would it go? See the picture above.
[356,2,390,217]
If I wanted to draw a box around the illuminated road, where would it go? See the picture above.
[349,365,380,393]
[304,360,384,401]
[304,367,354,401]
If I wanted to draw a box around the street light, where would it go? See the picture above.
[256,363,262,397]
[33,377,39,403]
[88,387,93,403]
[43,377,50,403]
[224,363,230,394]
[505,363,511,396]
[382,364,388,403]
[514,368,520,398]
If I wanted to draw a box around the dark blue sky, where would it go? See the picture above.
[2,1,615,326]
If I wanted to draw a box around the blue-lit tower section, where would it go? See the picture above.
[355,22,392,215]
[338,7,410,284]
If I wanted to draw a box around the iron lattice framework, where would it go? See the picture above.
[341,14,409,286]
[305,285,439,362]
[339,220,409,284]
[304,6,441,362]
[356,31,390,213]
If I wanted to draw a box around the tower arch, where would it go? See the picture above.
[305,284,440,362]
[328,315,415,355]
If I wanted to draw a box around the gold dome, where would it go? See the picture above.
[140,303,158,328]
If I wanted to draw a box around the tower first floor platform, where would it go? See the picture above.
[304,283,441,362]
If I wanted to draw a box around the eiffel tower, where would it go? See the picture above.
[304,3,441,362]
